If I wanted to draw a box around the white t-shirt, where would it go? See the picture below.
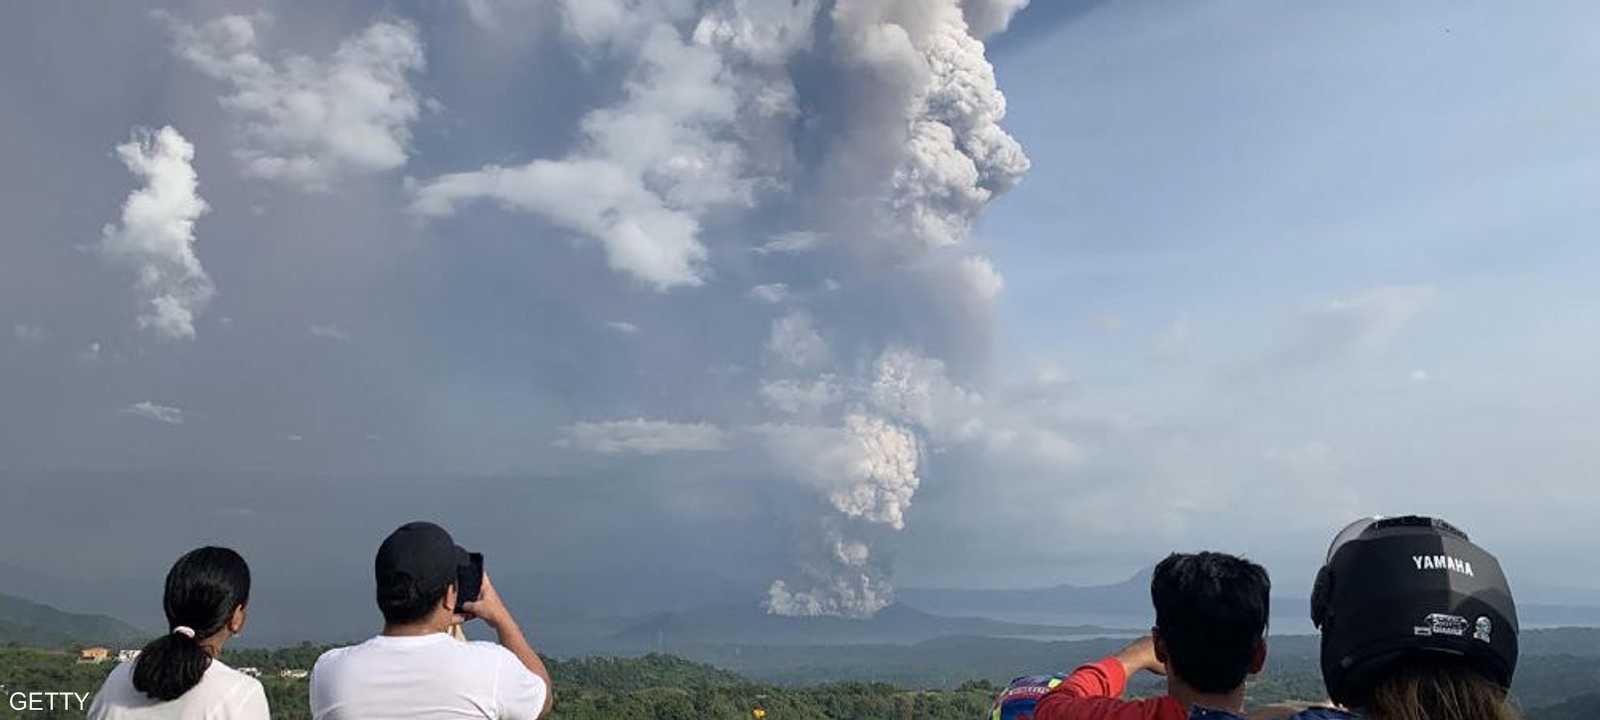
[310,634,547,720]
[88,658,270,720]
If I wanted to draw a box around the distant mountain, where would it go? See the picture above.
[899,568,1155,617]
[611,601,1131,649]
[900,570,1600,631]
[0,592,147,647]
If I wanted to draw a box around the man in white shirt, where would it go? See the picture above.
[310,522,553,719]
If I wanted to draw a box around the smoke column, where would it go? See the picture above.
[414,0,1031,617]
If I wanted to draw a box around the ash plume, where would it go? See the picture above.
[430,0,1031,617]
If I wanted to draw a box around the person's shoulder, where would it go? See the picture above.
[463,640,520,665]
[315,643,353,662]
[104,658,135,680]
[313,640,366,667]
[310,639,373,682]
[209,660,264,690]
[97,660,136,693]
[206,660,267,709]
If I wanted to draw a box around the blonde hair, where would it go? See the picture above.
[1367,659,1520,720]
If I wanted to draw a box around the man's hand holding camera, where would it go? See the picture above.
[456,572,512,630]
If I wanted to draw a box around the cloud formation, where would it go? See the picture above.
[122,401,185,425]
[960,0,1033,38]
[46,0,1031,618]
[560,419,731,455]
[168,14,426,190]
[1266,284,1437,371]
[766,311,832,371]
[99,126,213,340]
[411,2,777,290]
[511,0,1033,615]
[754,231,824,256]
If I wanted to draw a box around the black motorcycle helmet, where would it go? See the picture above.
[1310,515,1518,708]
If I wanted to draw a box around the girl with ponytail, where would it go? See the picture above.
[87,546,270,719]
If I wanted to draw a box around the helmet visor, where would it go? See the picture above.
[1326,516,1384,563]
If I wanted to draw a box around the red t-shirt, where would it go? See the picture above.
[1031,658,1187,720]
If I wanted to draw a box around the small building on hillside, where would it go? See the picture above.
[280,669,308,680]
[239,667,262,678]
[117,649,141,664]
[79,646,111,663]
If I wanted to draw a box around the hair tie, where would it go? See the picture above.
[172,626,196,639]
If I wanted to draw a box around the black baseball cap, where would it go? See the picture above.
[375,521,469,605]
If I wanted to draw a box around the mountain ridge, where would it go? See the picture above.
[0,591,148,647]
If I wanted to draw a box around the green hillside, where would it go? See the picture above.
[0,645,1590,720]
[0,593,146,648]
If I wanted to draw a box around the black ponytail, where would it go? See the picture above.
[131,546,251,701]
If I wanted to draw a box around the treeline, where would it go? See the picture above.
[1,645,1594,720]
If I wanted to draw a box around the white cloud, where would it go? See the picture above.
[309,324,351,341]
[412,15,762,290]
[1410,369,1432,383]
[286,434,305,442]
[760,376,843,416]
[765,311,830,370]
[753,231,823,255]
[957,256,1004,301]
[748,283,790,304]
[560,418,730,455]
[605,321,640,335]
[168,14,426,190]
[960,0,1032,38]
[99,126,213,340]
[122,401,185,425]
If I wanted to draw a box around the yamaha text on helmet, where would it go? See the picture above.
[1310,515,1518,708]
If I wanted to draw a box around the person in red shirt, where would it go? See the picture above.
[1033,552,1271,720]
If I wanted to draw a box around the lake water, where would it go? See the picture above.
[976,608,1597,638]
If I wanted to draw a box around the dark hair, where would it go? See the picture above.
[132,547,251,701]
[1150,551,1271,693]
[377,577,451,625]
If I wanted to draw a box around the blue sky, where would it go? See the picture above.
[894,0,1600,589]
